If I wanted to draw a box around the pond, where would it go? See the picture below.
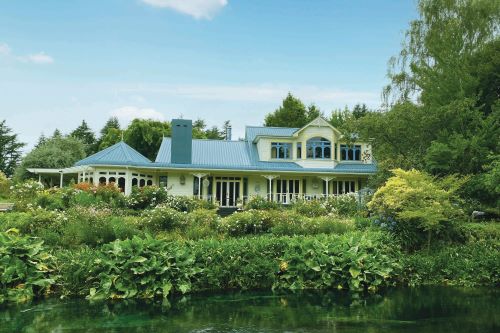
[1,287,498,333]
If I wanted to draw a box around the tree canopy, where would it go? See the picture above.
[0,120,25,177]
[14,136,86,181]
[70,120,97,155]
[124,119,170,161]
[264,93,322,128]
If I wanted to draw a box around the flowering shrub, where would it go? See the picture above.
[10,179,43,203]
[292,200,328,217]
[323,193,359,216]
[126,186,170,209]
[267,210,308,235]
[94,183,123,203]
[140,204,188,232]
[218,210,272,236]
[372,215,398,232]
[245,196,280,210]
[162,195,216,212]
[73,182,92,191]
[187,208,219,228]
[35,189,66,211]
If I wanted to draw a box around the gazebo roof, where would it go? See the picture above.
[74,141,151,166]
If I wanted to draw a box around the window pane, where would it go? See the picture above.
[324,146,331,158]
[348,148,354,160]
[340,145,347,160]
[354,145,361,160]
[284,144,291,158]
[315,146,322,158]
[271,146,277,158]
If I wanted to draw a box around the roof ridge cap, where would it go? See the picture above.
[120,141,133,162]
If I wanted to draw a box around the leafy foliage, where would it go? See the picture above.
[273,232,401,292]
[70,120,97,155]
[140,205,188,232]
[14,136,86,181]
[0,230,57,303]
[368,169,466,250]
[87,236,200,300]
[0,171,11,198]
[245,196,280,210]
[0,120,25,177]
[218,210,272,236]
[264,93,322,128]
[124,119,170,160]
[401,240,500,287]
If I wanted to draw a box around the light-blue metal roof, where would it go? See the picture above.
[75,141,151,166]
[153,137,376,174]
[74,129,376,175]
[245,126,299,142]
[155,138,253,167]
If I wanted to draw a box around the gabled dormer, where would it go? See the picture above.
[246,116,373,168]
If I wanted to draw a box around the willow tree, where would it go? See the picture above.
[383,0,500,108]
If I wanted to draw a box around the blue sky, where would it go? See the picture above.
[0,0,417,150]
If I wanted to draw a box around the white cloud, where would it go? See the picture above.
[111,106,165,124]
[0,42,54,65]
[0,43,11,56]
[22,52,54,64]
[141,0,227,19]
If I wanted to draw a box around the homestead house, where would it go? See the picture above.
[28,117,376,207]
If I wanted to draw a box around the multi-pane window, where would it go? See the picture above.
[306,137,331,159]
[296,143,302,159]
[333,180,356,194]
[271,142,292,159]
[340,144,361,161]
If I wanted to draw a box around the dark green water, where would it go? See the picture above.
[1,287,498,333]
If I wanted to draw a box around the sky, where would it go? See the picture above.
[0,0,418,150]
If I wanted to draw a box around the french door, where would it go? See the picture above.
[276,179,300,204]
[215,177,241,207]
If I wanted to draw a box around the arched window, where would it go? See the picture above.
[139,179,145,187]
[108,177,116,184]
[306,137,331,159]
[99,177,106,185]
[147,180,153,186]
[118,177,125,192]
[132,178,138,187]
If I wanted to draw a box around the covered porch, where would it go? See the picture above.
[189,171,367,207]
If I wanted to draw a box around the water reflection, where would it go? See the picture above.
[1,287,498,333]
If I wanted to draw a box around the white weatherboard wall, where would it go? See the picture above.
[167,173,194,196]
